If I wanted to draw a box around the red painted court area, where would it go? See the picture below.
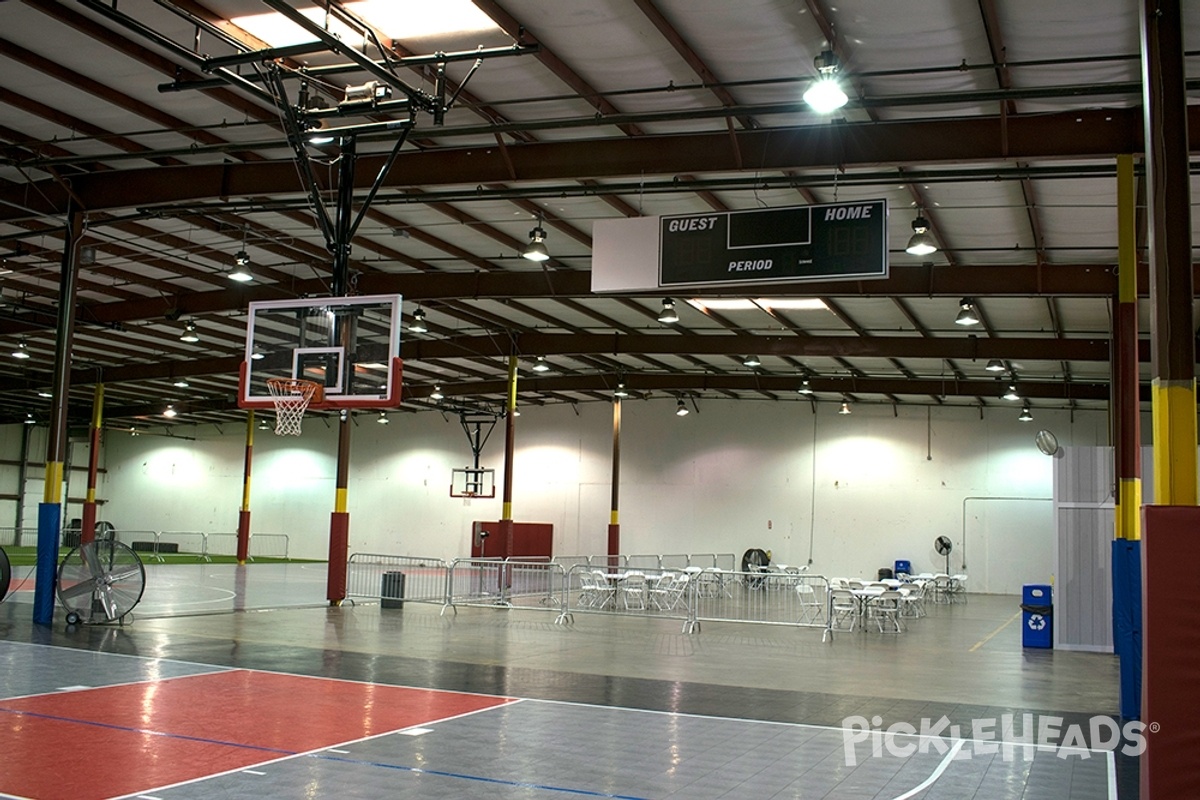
[0,669,514,800]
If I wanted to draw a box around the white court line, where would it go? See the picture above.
[0,668,235,704]
[890,738,966,800]
[1107,750,1118,800]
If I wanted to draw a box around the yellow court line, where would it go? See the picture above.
[969,611,1022,652]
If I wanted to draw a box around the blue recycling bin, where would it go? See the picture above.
[1021,584,1053,648]
[894,559,912,577]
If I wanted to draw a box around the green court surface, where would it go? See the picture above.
[0,547,316,567]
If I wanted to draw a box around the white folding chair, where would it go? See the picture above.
[869,590,904,633]
[831,589,858,631]
[795,582,824,623]
[621,571,647,610]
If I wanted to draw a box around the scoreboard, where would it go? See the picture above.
[659,200,888,288]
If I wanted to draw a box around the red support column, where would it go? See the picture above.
[607,397,621,565]
[327,411,352,604]
[236,411,254,564]
[499,356,517,558]
[80,384,104,545]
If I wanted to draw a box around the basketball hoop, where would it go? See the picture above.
[266,378,324,436]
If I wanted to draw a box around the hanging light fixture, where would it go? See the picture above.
[23,413,35,425]
[676,398,689,417]
[839,401,852,415]
[1002,383,1021,402]
[162,404,178,418]
[532,356,551,372]
[614,381,630,398]
[954,298,980,327]
[251,346,265,361]
[657,298,679,324]
[11,339,30,359]
[1018,402,1033,422]
[229,252,253,282]
[743,355,762,368]
[409,307,428,333]
[798,379,814,394]
[905,215,938,256]
[180,320,200,342]
[172,378,189,388]
[258,417,270,430]
[377,412,390,425]
[803,50,849,113]
[229,225,253,282]
[522,216,550,262]
[985,359,1005,372]
[429,384,444,401]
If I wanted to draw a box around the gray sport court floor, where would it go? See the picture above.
[0,563,1126,799]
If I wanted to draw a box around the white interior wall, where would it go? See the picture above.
[0,398,1100,594]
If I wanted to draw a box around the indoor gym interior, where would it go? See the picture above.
[1,1,1198,798]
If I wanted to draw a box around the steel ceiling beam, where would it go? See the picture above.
[0,107,1166,222]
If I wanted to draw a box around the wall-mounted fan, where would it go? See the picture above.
[934,535,953,574]
[1035,429,1060,456]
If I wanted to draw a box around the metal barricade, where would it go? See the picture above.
[346,553,451,611]
[447,558,567,619]
[248,534,290,560]
[625,554,661,570]
[111,529,163,561]
[204,533,239,559]
[0,527,37,547]
[687,570,833,639]
[565,564,694,630]
[156,530,208,561]
[660,553,690,570]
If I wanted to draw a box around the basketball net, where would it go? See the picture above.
[266,378,324,435]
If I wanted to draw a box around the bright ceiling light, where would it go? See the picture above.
[676,399,689,417]
[657,298,679,324]
[522,223,549,262]
[985,359,1005,372]
[1002,384,1021,402]
[955,299,980,327]
[251,347,265,361]
[532,356,551,372]
[232,1,501,48]
[173,378,189,388]
[409,307,428,333]
[11,340,30,359]
[23,413,35,425]
[803,50,849,113]
[163,405,178,418]
[614,382,630,398]
[1019,402,1033,422]
[429,384,444,401]
[839,401,852,415]
[686,298,828,312]
[743,355,762,368]
[377,412,389,425]
[798,379,813,395]
[180,320,200,343]
[905,215,938,256]
[229,251,253,282]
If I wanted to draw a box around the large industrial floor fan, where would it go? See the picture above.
[56,539,145,625]
[0,545,11,604]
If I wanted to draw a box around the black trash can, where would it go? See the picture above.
[381,571,406,609]
[878,567,894,581]
[1021,584,1052,648]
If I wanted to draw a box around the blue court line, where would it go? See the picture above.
[0,706,296,755]
[312,753,650,800]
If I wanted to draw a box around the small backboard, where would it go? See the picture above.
[239,294,403,411]
[451,468,496,499]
